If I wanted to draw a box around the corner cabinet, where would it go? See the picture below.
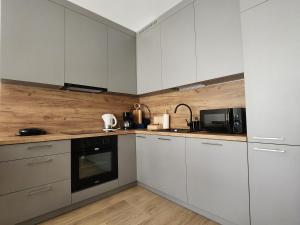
[1,0,65,85]
[161,4,197,89]
[136,135,187,202]
[242,0,300,145]
[108,29,137,94]
[186,138,250,225]
[248,143,300,225]
[65,9,108,88]
[194,0,243,81]
[136,25,162,94]
[118,135,137,186]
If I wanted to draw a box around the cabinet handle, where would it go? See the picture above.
[28,185,52,196]
[158,138,171,141]
[136,136,146,139]
[253,147,286,153]
[252,136,285,141]
[27,158,53,166]
[27,144,53,151]
[202,142,223,146]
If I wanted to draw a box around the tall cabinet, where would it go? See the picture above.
[242,0,300,146]
[242,0,300,224]
[1,0,65,85]
[248,143,300,225]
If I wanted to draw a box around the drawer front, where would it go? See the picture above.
[0,180,71,225]
[0,153,70,195]
[0,140,70,162]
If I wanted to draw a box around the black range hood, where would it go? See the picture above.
[63,83,107,93]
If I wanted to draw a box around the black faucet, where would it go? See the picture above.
[174,103,193,130]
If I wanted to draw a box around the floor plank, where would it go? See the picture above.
[40,186,219,225]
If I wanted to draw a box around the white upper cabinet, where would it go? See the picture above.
[1,0,64,85]
[137,25,162,94]
[161,4,197,89]
[240,0,269,12]
[108,28,137,94]
[242,0,300,145]
[195,0,243,81]
[65,9,108,88]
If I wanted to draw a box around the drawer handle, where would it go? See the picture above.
[158,138,171,141]
[253,137,285,141]
[28,185,52,196]
[27,145,53,151]
[202,142,223,146]
[136,136,146,139]
[253,147,286,153]
[27,158,53,166]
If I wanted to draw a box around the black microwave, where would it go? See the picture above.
[200,108,246,134]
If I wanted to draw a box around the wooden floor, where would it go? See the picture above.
[40,186,219,225]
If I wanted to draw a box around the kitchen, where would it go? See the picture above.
[0,0,299,225]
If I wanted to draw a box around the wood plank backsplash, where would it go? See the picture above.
[0,79,245,137]
[139,79,245,129]
[0,82,138,137]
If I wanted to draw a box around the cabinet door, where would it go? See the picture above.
[108,29,136,94]
[186,139,250,225]
[242,0,300,145]
[143,135,187,202]
[161,4,197,89]
[195,0,243,81]
[65,9,108,88]
[240,0,269,12]
[1,0,64,85]
[136,135,148,183]
[0,153,70,195]
[0,180,71,225]
[248,143,300,225]
[137,25,162,94]
[118,135,137,186]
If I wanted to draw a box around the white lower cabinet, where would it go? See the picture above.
[118,135,137,186]
[186,138,250,225]
[248,143,300,225]
[0,153,70,195]
[136,135,187,202]
[0,140,71,225]
[0,180,71,225]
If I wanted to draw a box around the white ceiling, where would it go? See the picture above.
[68,0,183,32]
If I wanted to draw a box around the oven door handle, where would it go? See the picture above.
[226,109,231,132]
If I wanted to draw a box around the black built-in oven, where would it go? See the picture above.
[71,136,118,193]
[200,108,246,134]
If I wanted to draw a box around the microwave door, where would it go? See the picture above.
[202,109,230,132]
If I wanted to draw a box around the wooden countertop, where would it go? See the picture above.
[0,129,247,146]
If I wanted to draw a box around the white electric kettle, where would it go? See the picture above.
[102,114,117,130]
